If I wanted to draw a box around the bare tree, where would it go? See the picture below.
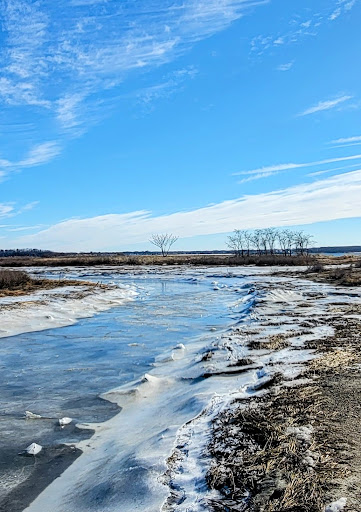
[294,231,314,255]
[251,230,263,255]
[258,229,269,255]
[227,229,245,257]
[278,229,290,256]
[285,229,296,256]
[264,228,278,255]
[149,233,178,257]
[243,230,252,256]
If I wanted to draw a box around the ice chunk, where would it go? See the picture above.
[25,443,42,455]
[59,417,72,426]
[25,411,42,420]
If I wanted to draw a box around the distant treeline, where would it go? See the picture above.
[0,246,359,258]
[309,246,361,254]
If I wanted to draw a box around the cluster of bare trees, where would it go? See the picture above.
[226,228,314,257]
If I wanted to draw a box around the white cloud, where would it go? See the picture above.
[18,142,61,167]
[6,224,44,232]
[233,154,361,178]
[0,141,60,179]
[0,0,267,133]
[277,61,294,71]
[298,95,353,116]
[329,8,342,20]
[0,205,16,218]
[9,170,361,251]
[273,37,284,45]
[307,163,361,177]
[19,201,40,213]
[340,0,357,11]
[330,135,361,144]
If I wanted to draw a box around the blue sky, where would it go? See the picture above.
[0,0,360,251]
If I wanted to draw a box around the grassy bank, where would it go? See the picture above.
[0,269,95,297]
[0,253,356,268]
[303,262,361,286]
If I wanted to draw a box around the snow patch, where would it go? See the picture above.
[325,497,347,512]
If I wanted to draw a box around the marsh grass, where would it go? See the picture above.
[0,269,96,296]
[0,254,313,268]
[206,384,338,512]
[0,269,30,289]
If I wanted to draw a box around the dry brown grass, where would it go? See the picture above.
[309,349,357,372]
[303,265,361,287]
[0,270,97,297]
[0,253,315,268]
[207,384,339,512]
[247,334,291,351]
[0,269,30,289]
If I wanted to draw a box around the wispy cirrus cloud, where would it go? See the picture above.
[330,135,361,144]
[307,163,361,177]
[0,141,61,180]
[0,0,268,173]
[234,154,361,182]
[0,200,39,220]
[0,0,266,129]
[251,0,358,55]
[298,95,353,116]
[8,169,361,251]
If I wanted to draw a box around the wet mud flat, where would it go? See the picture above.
[205,289,361,511]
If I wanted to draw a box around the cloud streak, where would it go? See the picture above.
[330,135,361,144]
[299,95,353,116]
[0,141,61,179]
[233,154,361,180]
[9,170,361,251]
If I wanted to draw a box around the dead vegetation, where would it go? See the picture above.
[0,269,96,297]
[0,253,348,268]
[206,299,361,511]
[304,263,361,286]
[308,349,357,373]
[246,334,291,351]
[0,270,30,289]
[207,384,333,512]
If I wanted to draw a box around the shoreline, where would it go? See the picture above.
[203,279,361,510]
[1,266,360,511]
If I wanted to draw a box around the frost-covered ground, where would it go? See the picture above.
[0,266,359,512]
